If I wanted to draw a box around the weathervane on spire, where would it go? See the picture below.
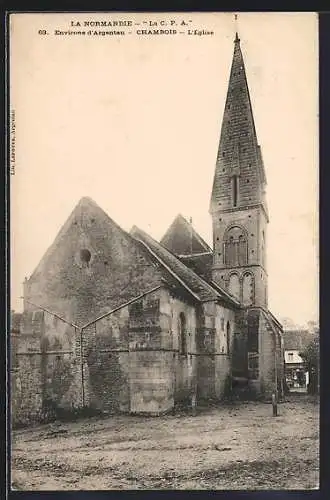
[234,14,240,44]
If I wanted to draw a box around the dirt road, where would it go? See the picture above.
[11,395,319,490]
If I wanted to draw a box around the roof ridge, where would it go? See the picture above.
[135,239,201,302]
[131,226,223,302]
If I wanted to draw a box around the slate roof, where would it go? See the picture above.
[178,252,213,282]
[131,225,240,306]
[210,33,268,216]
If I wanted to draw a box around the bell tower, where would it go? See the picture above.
[210,33,269,308]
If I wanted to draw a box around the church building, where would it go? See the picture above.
[12,33,285,424]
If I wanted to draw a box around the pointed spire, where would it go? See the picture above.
[210,32,267,216]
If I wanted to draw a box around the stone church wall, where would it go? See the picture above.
[214,304,235,397]
[258,311,283,398]
[197,302,235,400]
[169,293,198,404]
[12,286,206,424]
[11,331,43,426]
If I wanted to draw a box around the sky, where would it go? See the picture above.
[10,12,318,326]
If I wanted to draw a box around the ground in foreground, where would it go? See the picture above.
[11,394,319,490]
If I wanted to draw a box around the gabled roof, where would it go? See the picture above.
[131,225,240,307]
[29,197,111,280]
[160,214,212,256]
[28,196,239,310]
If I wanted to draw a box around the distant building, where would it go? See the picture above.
[11,33,285,425]
[283,329,314,389]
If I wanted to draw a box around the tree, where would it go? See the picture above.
[299,335,319,394]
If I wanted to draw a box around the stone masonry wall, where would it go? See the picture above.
[258,311,284,399]
[214,304,236,397]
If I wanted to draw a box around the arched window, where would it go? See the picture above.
[224,226,247,267]
[178,312,187,355]
[228,273,240,300]
[232,175,239,207]
[242,272,254,306]
[226,321,231,354]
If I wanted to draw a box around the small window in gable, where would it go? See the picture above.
[80,249,91,267]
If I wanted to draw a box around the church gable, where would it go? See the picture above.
[160,214,212,256]
[25,197,163,324]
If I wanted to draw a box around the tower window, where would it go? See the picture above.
[232,175,238,207]
[224,226,248,267]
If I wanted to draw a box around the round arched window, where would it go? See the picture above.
[224,226,248,267]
